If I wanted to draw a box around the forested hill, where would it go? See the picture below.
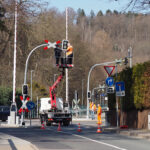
[0,1,150,104]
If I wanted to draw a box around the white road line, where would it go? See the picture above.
[72,133,127,150]
[47,127,127,150]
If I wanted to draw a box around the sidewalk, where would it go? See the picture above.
[0,132,39,150]
[103,126,150,140]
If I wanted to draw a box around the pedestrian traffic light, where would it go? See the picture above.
[88,91,91,99]
[22,84,28,95]
[123,57,128,65]
[62,40,68,50]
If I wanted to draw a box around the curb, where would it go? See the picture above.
[103,127,150,140]
[0,132,39,150]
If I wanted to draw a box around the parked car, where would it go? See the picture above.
[0,106,10,121]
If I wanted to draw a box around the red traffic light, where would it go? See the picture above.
[56,40,61,44]
[20,96,23,100]
[45,40,49,43]
[43,46,48,50]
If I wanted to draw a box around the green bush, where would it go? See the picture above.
[0,87,22,109]
[108,61,150,111]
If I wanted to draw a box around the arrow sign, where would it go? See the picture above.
[104,66,115,76]
[26,101,35,110]
[105,77,114,87]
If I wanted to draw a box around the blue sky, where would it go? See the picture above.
[47,0,129,15]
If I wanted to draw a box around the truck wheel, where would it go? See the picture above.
[63,121,70,126]
[40,116,45,124]
[46,121,51,126]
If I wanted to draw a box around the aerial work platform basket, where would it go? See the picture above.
[56,57,74,68]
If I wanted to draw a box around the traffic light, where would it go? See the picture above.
[88,91,91,99]
[123,57,128,65]
[22,84,28,95]
[62,40,68,50]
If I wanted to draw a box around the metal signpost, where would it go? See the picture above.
[86,60,122,119]
[26,101,35,126]
[115,81,125,127]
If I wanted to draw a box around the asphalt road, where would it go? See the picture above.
[0,120,150,150]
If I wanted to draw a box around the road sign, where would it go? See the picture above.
[73,99,80,110]
[26,101,35,110]
[100,93,105,97]
[115,81,125,96]
[18,96,30,113]
[106,86,115,94]
[105,77,114,87]
[104,66,115,76]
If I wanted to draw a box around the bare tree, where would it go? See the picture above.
[113,0,150,11]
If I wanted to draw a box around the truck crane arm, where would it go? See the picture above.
[49,70,65,110]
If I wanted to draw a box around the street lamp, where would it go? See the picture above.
[20,40,60,126]
[31,70,34,101]
[82,79,85,107]
[86,59,122,119]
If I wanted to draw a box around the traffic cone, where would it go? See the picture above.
[97,123,102,133]
[57,122,61,131]
[40,121,45,130]
[77,123,82,132]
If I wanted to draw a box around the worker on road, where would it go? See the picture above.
[89,101,92,117]
[91,102,96,120]
[97,104,102,125]
[66,43,73,64]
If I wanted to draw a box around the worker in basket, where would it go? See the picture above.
[54,44,62,65]
[66,42,73,65]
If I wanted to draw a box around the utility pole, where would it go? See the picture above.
[128,47,133,68]
[82,79,84,107]
[65,8,69,109]
[115,64,119,128]
[30,70,34,126]
[8,0,18,125]
[37,96,39,118]
[31,70,34,101]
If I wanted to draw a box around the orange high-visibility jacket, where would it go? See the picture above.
[93,104,97,111]
[97,106,102,115]
[89,102,92,110]
[66,45,73,56]
[97,106,102,124]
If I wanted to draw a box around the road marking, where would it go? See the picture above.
[72,134,127,150]
[47,127,127,150]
